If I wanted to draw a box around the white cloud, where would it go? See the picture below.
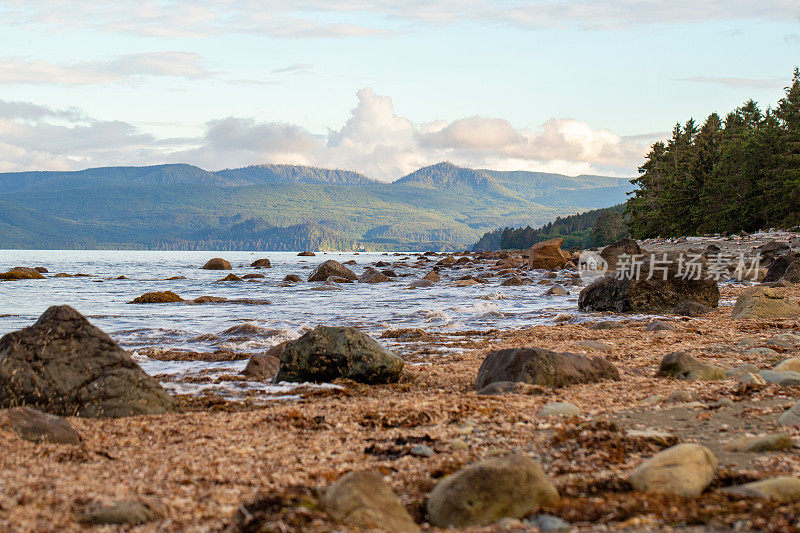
[0,52,215,86]
[0,90,651,178]
[0,0,796,38]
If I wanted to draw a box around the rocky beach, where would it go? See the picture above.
[1,231,800,531]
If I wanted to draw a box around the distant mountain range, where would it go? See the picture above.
[0,162,633,250]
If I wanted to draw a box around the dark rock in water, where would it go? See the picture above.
[35,267,49,273]
[201,257,231,270]
[216,273,243,282]
[501,276,524,286]
[578,252,719,313]
[283,274,302,283]
[165,275,186,280]
[359,267,391,283]
[297,251,316,256]
[600,238,642,271]
[755,240,790,267]
[250,258,271,268]
[0,267,46,280]
[381,269,398,277]
[657,351,725,380]
[0,406,80,444]
[308,260,357,282]
[475,347,620,390]
[427,454,559,527]
[646,319,675,332]
[343,259,357,265]
[274,326,404,384]
[423,270,441,282]
[705,244,721,253]
[322,471,420,532]
[242,342,286,380]
[544,285,568,296]
[242,273,265,279]
[763,252,800,283]
[0,305,177,417]
[192,295,227,303]
[674,300,712,317]
[129,291,184,304]
[80,501,164,526]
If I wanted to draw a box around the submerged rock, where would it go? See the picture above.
[308,260,357,282]
[359,267,391,283]
[731,287,800,319]
[216,273,243,282]
[427,454,559,527]
[475,347,620,390]
[779,400,800,426]
[322,471,419,532]
[201,257,231,270]
[0,306,177,417]
[129,291,184,304]
[0,267,46,280]
[250,258,272,268]
[422,270,441,282]
[283,274,301,283]
[0,406,80,444]
[274,326,404,384]
[297,251,316,256]
[629,443,717,497]
[501,276,524,286]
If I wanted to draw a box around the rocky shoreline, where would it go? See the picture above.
[1,232,800,531]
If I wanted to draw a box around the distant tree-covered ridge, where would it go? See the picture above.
[627,68,800,238]
[472,204,628,251]
[0,162,631,250]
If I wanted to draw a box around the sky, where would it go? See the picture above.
[0,0,798,181]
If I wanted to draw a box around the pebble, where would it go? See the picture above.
[527,514,572,532]
[410,444,435,457]
[538,402,580,417]
[449,439,468,451]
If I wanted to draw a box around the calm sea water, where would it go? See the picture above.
[0,250,580,399]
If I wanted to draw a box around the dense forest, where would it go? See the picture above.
[627,68,800,238]
[474,68,800,251]
[473,204,628,251]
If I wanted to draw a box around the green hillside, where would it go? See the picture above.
[0,162,632,250]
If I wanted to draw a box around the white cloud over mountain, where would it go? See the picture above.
[0,88,652,179]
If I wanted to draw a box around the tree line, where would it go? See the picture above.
[474,68,799,250]
[627,68,800,237]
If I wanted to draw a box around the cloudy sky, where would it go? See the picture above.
[0,1,798,181]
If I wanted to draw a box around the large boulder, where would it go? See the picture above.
[0,267,46,280]
[755,240,790,267]
[359,267,391,283]
[0,306,177,417]
[308,260,357,282]
[763,252,800,283]
[657,351,726,381]
[600,238,642,271]
[527,238,569,270]
[578,251,719,313]
[129,291,184,304]
[629,443,718,498]
[427,454,559,528]
[201,258,231,270]
[250,258,272,268]
[274,326,404,384]
[779,400,800,426]
[731,287,800,319]
[322,471,419,532]
[475,347,620,390]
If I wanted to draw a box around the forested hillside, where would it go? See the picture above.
[627,68,800,238]
[0,162,631,250]
[473,204,628,251]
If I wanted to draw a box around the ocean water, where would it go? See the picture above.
[0,250,580,399]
